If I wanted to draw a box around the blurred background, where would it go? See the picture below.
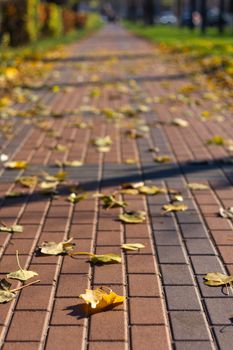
[0,0,232,47]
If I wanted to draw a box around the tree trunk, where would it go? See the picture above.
[143,0,155,25]
[176,0,183,26]
[127,0,137,21]
[189,0,196,30]
[218,0,225,34]
[200,0,207,34]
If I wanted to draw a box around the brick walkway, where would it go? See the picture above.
[0,24,233,350]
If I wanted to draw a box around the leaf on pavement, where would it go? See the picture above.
[207,135,225,145]
[154,155,171,163]
[7,251,38,281]
[203,272,233,287]
[16,176,38,188]
[121,243,145,251]
[0,278,40,304]
[101,195,127,209]
[187,183,209,190]
[4,161,27,169]
[171,118,189,127]
[0,224,23,233]
[138,185,166,195]
[79,287,125,312]
[162,204,188,213]
[68,192,88,204]
[219,207,233,219]
[39,238,74,255]
[119,211,146,223]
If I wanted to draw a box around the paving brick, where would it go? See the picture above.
[214,326,233,350]
[175,341,214,350]
[152,230,181,246]
[185,239,217,255]
[43,218,68,232]
[56,274,87,297]
[69,224,94,239]
[45,326,84,350]
[170,311,211,340]
[180,223,208,238]
[125,224,149,238]
[205,298,233,325]
[96,230,121,246]
[93,264,123,284]
[131,325,170,350]
[152,217,177,231]
[4,239,34,255]
[50,298,84,326]
[2,343,40,350]
[157,246,187,264]
[88,342,126,350]
[190,256,224,275]
[6,311,47,341]
[127,255,156,273]
[210,230,233,245]
[205,217,232,231]
[160,264,194,285]
[89,310,125,341]
[128,274,161,297]
[176,211,202,224]
[165,286,201,310]
[218,246,233,264]
[129,298,166,325]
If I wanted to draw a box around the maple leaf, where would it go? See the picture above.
[79,287,125,313]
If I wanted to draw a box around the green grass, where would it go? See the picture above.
[0,13,103,64]
[124,22,233,57]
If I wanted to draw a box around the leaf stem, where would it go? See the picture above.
[16,250,23,270]
[69,251,95,257]
[11,279,40,293]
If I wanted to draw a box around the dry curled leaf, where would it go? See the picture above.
[119,211,146,223]
[0,278,40,304]
[7,251,38,281]
[63,160,83,167]
[207,135,225,145]
[70,252,121,264]
[16,176,38,188]
[203,272,233,287]
[121,182,144,189]
[79,287,125,312]
[187,183,209,190]
[92,136,112,153]
[39,238,74,255]
[121,243,145,251]
[162,204,188,213]
[0,224,23,233]
[4,161,27,169]
[68,192,88,204]
[219,207,233,219]
[101,195,127,209]
[138,185,166,195]
[171,118,189,127]
[154,155,171,163]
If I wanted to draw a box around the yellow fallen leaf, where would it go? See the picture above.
[39,238,74,255]
[203,272,233,287]
[154,155,171,163]
[171,118,189,127]
[207,135,224,145]
[121,243,145,251]
[119,211,146,223]
[16,176,38,188]
[187,183,209,190]
[79,287,125,312]
[139,185,166,195]
[162,204,188,212]
[7,251,38,282]
[4,161,27,169]
[70,252,121,264]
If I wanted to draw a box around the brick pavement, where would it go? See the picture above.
[0,24,233,350]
